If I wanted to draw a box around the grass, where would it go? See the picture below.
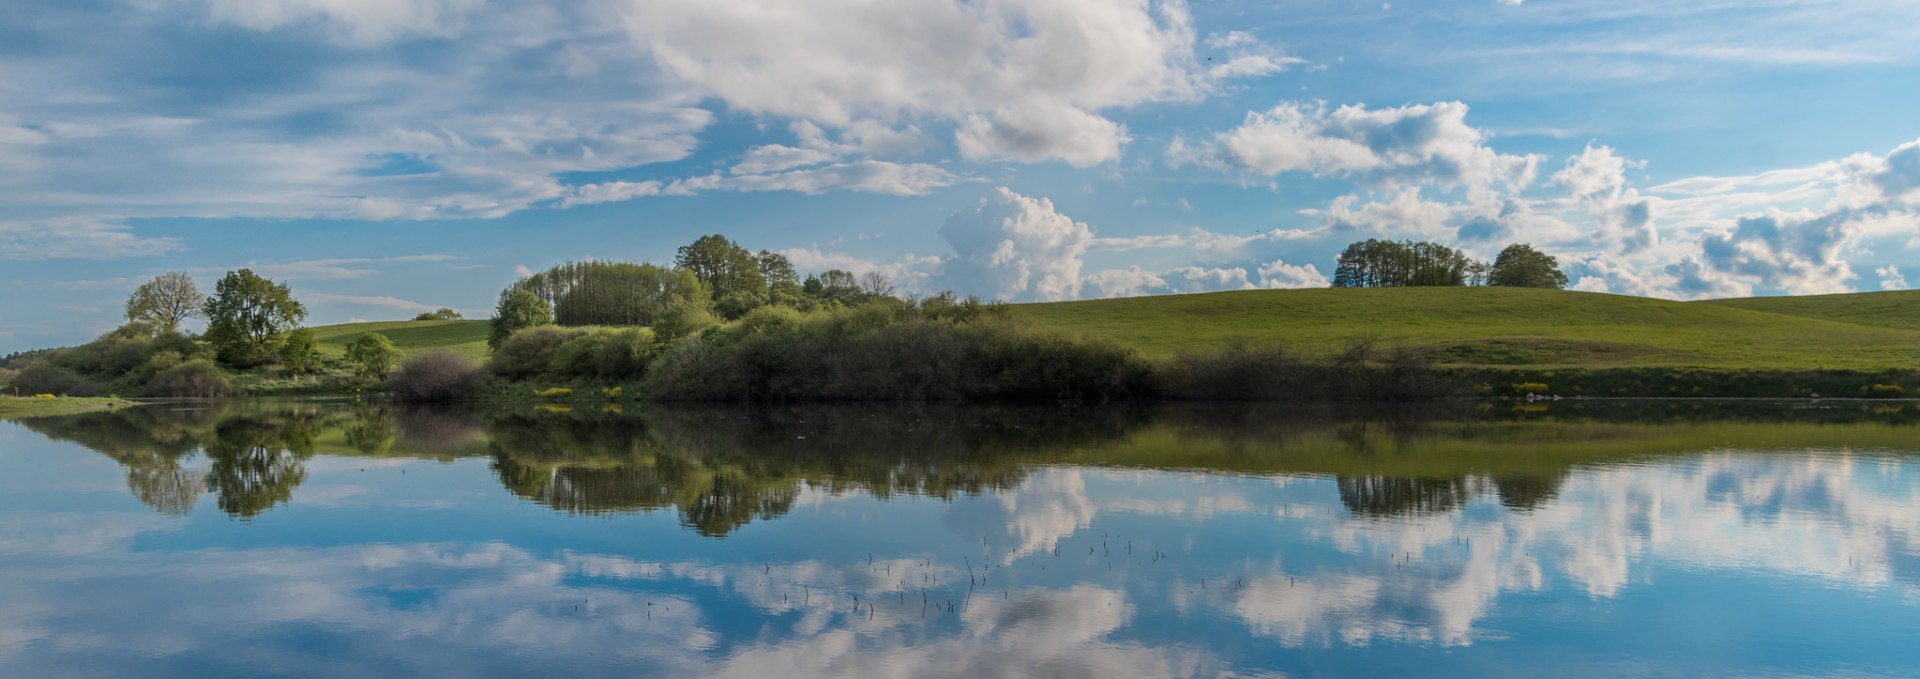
[311,320,490,360]
[297,288,1920,373]
[0,395,135,419]
[1700,290,1920,330]
[1013,287,1920,369]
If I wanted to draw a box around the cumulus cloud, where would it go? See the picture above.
[1316,189,1455,239]
[1082,259,1325,298]
[1257,259,1330,288]
[936,188,1093,301]
[623,0,1207,166]
[1174,101,1540,198]
[1878,266,1909,291]
[1552,144,1656,253]
[1698,209,1860,296]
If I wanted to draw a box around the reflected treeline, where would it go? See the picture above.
[17,399,1920,527]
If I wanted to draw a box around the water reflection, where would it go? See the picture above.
[4,401,1920,676]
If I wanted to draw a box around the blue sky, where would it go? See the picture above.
[3,0,1919,352]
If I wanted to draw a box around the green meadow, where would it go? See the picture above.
[302,288,1920,372]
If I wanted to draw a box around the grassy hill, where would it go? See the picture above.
[303,288,1920,371]
[1699,290,1920,330]
[311,320,490,360]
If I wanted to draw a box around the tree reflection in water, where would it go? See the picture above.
[17,399,1918,526]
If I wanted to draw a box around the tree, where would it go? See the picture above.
[126,272,205,333]
[676,235,767,312]
[490,288,552,351]
[202,269,307,367]
[508,261,706,327]
[281,328,317,374]
[413,308,463,321]
[1487,243,1569,289]
[1331,239,1481,288]
[859,272,895,298]
[345,333,401,380]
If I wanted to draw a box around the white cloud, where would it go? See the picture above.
[1317,189,1455,239]
[1176,101,1540,199]
[936,188,1093,301]
[623,0,1207,166]
[1552,144,1656,253]
[956,101,1130,167]
[1878,266,1909,291]
[301,292,451,314]
[1698,209,1859,296]
[222,254,461,281]
[0,218,184,260]
[200,0,487,46]
[1257,259,1329,288]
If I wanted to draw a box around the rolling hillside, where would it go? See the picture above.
[303,288,1920,370]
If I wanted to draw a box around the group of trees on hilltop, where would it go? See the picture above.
[1332,240,1568,290]
[489,233,896,351]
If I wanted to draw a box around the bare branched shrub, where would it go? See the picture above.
[390,351,485,402]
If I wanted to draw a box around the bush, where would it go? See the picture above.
[652,302,721,344]
[388,351,484,402]
[595,328,657,378]
[1865,384,1907,398]
[534,387,574,399]
[345,333,402,380]
[549,329,614,378]
[1513,382,1550,396]
[281,328,317,374]
[8,364,99,397]
[491,326,584,380]
[144,360,232,398]
[0,367,17,391]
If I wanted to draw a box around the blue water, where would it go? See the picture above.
[2,401,1918,677]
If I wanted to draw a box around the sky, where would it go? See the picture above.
[2,0,1919,352]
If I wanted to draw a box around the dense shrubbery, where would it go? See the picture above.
[145,360,232,398]
[641,298,1153,401]
[1158,341,1460,401]
[389,352,485,402]
[9,364,100,397]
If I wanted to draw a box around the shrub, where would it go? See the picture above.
[549,329,614,378]
[344,333,402,381]
[595,328,657,378]
[388,351,484,402]
[0,367,16,391]
[1865,384,1907,398]
[144,360,232,398]
[534,387,574,399]
[491,326,584,380]
[8,364,99,397]
[1513,382,1550,396]
[603,386,623,401]
[652,302,721,344]
[281,328,317,374]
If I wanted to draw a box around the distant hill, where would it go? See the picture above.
[311,320,490,360]
[303,288,1920,371]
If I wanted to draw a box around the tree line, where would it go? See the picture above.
[1332,240,1568,289]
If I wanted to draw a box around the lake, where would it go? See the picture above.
[3,400,1918,677]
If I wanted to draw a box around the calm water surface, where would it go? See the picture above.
[3,401,1919,677]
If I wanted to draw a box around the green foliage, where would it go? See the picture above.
[642,300,1154,401]
[1332,239,1482,288]
[388,351,484,402]
[595,328,658,378]
[534,387,574,399]
[1865,384,1906,398]
[676,234,767,315]
[8,364,98,397]
[1488,243,1570,289]
[125,272,205,332]
[1513,382,1551,395]
[344,333,402,381]
[490,288,553,351]
[413,308,463,321]
[490,326,584,380]
[652,301,722,343]
[602,386,623,400]
[509,261,706,327]
[203,269,307,367]
[0,367,16,392]
[145,360,232,398]
[281,328,317,374]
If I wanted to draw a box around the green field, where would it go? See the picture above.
[311,320,491,360]
[303,288,1920,371]
[0,396,134,419]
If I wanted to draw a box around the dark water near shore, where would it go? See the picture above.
[3,400,1920,677]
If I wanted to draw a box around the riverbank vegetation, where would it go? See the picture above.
[2,236,1914,402]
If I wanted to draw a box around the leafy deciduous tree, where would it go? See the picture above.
[490,288,553,351]
[1487,243,1570,289]
[281,328,317,374]
[202,269,307,367]
[345,333,401,381]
